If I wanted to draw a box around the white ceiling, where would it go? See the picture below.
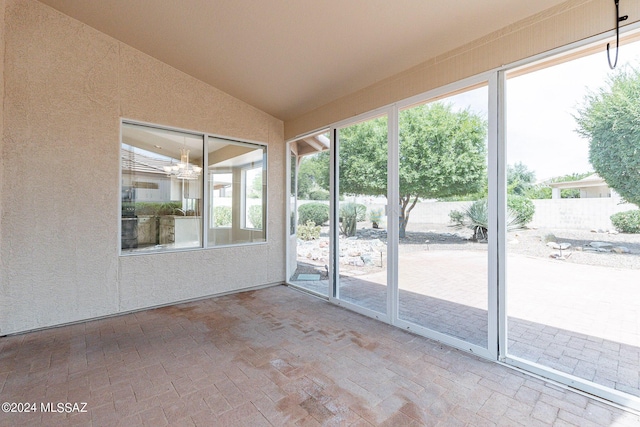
[39,0,569,121]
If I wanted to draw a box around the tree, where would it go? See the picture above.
[297,152,329,199]
[507,162,535,196]
[575,66,640,208]
[338,103,487,237]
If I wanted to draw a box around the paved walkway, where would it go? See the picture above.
[2,286,639,426]
[291,250,640,399]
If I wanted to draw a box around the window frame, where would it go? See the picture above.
[119,119,268,255]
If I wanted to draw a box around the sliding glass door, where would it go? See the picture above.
[285,29,640,412]
[334,113,390,318]
[503,39,640,408]
[396,84,491,353]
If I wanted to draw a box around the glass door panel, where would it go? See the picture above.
[397,85,490,349]
[287,133,331,296]
[505,43,640,400]
[336,115,389,315]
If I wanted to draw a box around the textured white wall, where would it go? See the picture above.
[0,0,285,334]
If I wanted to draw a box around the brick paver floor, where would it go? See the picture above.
[2,285,639,426]
[290,249,640,400]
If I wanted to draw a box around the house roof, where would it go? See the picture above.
[549,173,608,189]
[38,0,568,122]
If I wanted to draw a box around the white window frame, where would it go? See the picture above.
[119,119,268,255]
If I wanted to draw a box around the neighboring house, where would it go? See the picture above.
[549,173,615,199]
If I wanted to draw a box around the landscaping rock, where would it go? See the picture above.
[589,242,613,249]
[543,233,557,243]
[612,246,630,254]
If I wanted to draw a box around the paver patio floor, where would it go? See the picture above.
[291,250,640,399]
[2,285,640,426]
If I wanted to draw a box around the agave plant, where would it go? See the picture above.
[451,199,525,241]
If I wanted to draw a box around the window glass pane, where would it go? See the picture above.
[337,115,388,315]
[398,85,489,347]
[505,40,640,398]
[290,150,297,236]
[208,137,266,246]
[121,123,203,253]
[244,166,263,229]
[288,133,331,296]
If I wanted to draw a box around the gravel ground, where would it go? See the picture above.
[400,222,640,270]
[295,222,640,274]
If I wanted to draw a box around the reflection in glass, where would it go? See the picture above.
[121,123,203,253]
[208,137,266,246]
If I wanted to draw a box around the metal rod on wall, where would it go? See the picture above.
[606,0,628,69]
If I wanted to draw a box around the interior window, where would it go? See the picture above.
[207,137,266,246]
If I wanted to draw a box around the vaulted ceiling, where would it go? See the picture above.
[39,0,569,121]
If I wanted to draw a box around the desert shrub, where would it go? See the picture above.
[298,203,329,226]
[308,189,330,200]
[338,203,366,237]
[507,195,535,226]
[449,209,465,225]
[453,198,532,241]
[297,220,321,240]
[213,206,232,227]
[339,203,367,222]
[248,205,263,229]
[462,200,490,241]
[369,208,383,224]
[611,210,640,233]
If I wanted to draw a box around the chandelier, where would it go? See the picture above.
[163,148,202,180]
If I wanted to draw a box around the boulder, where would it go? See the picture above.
[612,246,630,254]
[589,242,613,249]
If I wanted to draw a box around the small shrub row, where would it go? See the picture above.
[611,210,640,233]
[248,205,263,229]
[213,206,232,227]
[298,203,330,226]
[298,220,321,240]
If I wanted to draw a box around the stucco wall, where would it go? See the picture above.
[285,0,640,139]
[0,0,5,310]
[400,199,637,231]
[0,0,285,334]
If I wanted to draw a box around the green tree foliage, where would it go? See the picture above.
[248,205,262,229]
[575,66,640,208]
[213,206,232,227]
[507,162,536,196]
[337,103,487,236]
[248,173,263,198]
[296,152,330,200]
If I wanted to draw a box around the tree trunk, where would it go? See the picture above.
[399,195,419,238]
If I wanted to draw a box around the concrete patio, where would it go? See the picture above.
[1,285,639,426]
